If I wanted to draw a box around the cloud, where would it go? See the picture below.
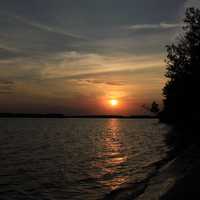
[39,51,165,80]
[0,79,15,94]
[0,12,90,61]
[0,46,26,60]
[0,0,184,114]
[125,23,182,31]
[82,79,124,86]
[0,12,87,41]
[0,79,14,85]
[184,0,200,8]
[67,65,164,80]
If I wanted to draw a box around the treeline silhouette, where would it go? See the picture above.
[0,113,157,119]
[160,8,200,145]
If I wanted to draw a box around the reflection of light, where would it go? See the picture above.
[102,176,127,190]
[92,119,129,190]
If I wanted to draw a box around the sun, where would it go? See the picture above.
[109,99,119,107]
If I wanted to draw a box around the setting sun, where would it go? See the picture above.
[109,99,119,107]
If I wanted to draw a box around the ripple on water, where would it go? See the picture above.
[0,118,170,200]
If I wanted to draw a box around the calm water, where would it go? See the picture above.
[0,118,170,200]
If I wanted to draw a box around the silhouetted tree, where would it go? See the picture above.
[161,8,200,125]
[150,101,160,115]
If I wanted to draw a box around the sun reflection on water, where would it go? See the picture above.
[92,119,129,190]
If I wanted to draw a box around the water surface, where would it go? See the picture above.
[0,118,169,200]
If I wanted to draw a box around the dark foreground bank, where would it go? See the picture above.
[103,144,200,200]
[160,145,200,200]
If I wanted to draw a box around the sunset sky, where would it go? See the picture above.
[0,0,200,115]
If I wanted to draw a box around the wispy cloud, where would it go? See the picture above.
[39,51,164,80]
[66,65,164,81]
[81,79,124,86]
[0,12,87,41]
[126,22,182,31]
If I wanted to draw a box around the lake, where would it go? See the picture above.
[0,118,170,200]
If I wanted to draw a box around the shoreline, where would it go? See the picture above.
[103,144,200,200]
[103,156,172,200]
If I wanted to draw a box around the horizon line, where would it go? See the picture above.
[0,113,157,119]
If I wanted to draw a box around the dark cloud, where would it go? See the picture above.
[0,47,25,60]
[82,79,124,86]
[0,12,88,57]
[0,79,14,85]
[0,0,185,58]
[0,79,15,94]
[0,0,185,25]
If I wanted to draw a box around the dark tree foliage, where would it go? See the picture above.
[150,101,160,114]
[161,8,200,125]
